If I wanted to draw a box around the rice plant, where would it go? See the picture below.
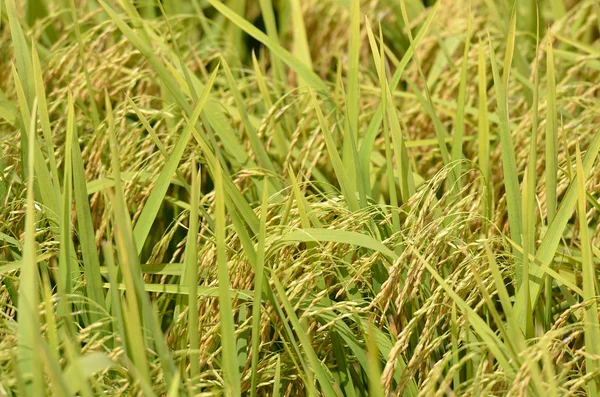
[1,0,600,395]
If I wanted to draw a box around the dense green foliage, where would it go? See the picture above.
[1,0,600,395]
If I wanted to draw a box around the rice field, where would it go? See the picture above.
[1,0,600,395]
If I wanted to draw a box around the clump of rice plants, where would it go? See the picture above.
[1,0,600,395]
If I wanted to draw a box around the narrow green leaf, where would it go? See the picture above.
[487,33,523,263]
[133,66,218,254]
[157,1,199,104]
[17,98,44,396]
[215,160,241,396]
[182,158,200,378]
[477,39,491,224]
[58,92,75,296]
[280,228,397,261]
[366,322,385,397]
[206,0,327,91]
[271,274,340,397]
[403,78,453,179]
[124,95,220,232]
[185,114,260,234]
[31,44,59,191]
[288,166,322,228]
[520,9,540,336]
[309,88,359,212]
[289,0,313,83]
[41,271,59,365]
[485,244,524,348]
[257,0,288,95]
[366,20,416,206]
[220,56,277,174]
[102,241,128,360]
[575,141,600,395]
[251,52,287,159]
[469,262,521,358]
[384,83,415,203]
[367,23,399,231]
[105,91,176,389]
[407,245,517,376]
[347,0,360,143]
[101,283,253,300]
[358,2,439,190]
[68,0,100,126]
[341,0,365,206]
[302,302,417,395]
[13,66,59,224]
[398,1,455,185]
[451,304,460,389]
[101,0,253,170]
[545,32,558,225]
[105,92,151,383]
[7,0,34,106]
[166,373,181,397]
[502,6,517,92]
[451,7,472,181]
[39,339,70,397]
[250,178,270,397]
[99,0,189,111]
[516,131,600,323]
[273,355,282,396]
